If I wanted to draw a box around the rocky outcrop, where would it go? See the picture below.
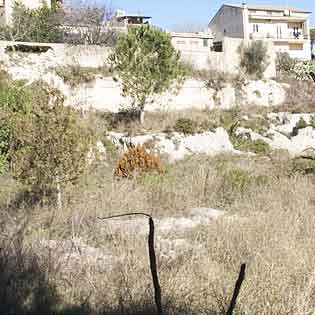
[108,128,235,162]
[236,113,315,156]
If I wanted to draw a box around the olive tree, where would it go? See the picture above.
[9,89,92,208]
[109,25,186,124]
[239,41,269,79]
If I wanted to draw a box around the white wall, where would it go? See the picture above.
[209,5,244,42]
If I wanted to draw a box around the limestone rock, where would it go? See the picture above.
[242,80,286,107]
[108,128,235,162]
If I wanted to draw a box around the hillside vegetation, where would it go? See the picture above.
[1,21,315,315]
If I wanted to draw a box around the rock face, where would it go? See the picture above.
[108,128,235,162]
[2,48,287,111]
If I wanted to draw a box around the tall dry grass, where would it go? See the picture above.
[2,152,315,314]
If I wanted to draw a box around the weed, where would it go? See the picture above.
[114,146,164,178]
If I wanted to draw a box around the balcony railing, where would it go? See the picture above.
[250,32,309,40]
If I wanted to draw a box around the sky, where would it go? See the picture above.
[106,0,314,30]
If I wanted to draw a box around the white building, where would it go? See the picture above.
[170,31,214,69]
[209,3,312,60]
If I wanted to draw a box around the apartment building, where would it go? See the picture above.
[209,3,312,59]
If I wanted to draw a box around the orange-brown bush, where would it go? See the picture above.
[114,146,164,178]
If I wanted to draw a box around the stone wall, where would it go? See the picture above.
[0,41,111,68]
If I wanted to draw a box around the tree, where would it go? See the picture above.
[109,25,186,124]
[0,71,33,174]
[62,4,116,46]
[9,88,92,208]
[239,41,269,79]
[0,2,64,43]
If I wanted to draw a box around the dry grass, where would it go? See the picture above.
[2,151,315,314]
[273,79,315,113]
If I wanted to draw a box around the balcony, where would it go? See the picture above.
[250,32,308,41]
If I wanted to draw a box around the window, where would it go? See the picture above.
[176,40,186,45]
[203,39,209,47]
[253,24,259,32]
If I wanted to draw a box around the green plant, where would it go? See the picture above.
[114,146,164,178]
[232,135,271,154]
[56,64,111,87]
[0,2,63,43]
[109,25,186,124]
[241,115,270,135]
[292,157,315,175]
[291,117,308,136]
[239,41,269,79]
[9,91,92,208]
[221,167,253,194]
[276,52,298,75]
[0,74,34,173]
[173,118,198,135]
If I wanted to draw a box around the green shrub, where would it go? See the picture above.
[292,157,315,175]
[241,115,270,135]
[291,117,308,136]
[0,2,63,43]
[174,118,198,135]
[232,134,271,154]
[56,65,111,87]
[276,52,298,75]
[239,41,269,79]
[221,168,253,198]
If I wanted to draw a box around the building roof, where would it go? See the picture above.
[116,14,152,20]
[224,3,311,13]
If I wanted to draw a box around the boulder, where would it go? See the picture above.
[242,80,286,107]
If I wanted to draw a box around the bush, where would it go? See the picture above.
[8,90,92,207]
[291,117,308,136]
[0,2,63,43]
[239,41,269,79]
[231,134,271,154]
[114,146,164,178]
[56,64,111,87]
[0,74,34,174]
[276,52,298,75]
[173,118,198,135]
[292,157,315,175]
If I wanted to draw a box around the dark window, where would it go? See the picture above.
[212,41,223,52]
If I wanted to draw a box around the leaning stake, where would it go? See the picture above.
[98,213,163,315]
[226,263,246,315]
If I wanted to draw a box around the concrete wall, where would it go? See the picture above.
[0,41,111,68]
[209,5,244,42]
[207,37,276,78]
